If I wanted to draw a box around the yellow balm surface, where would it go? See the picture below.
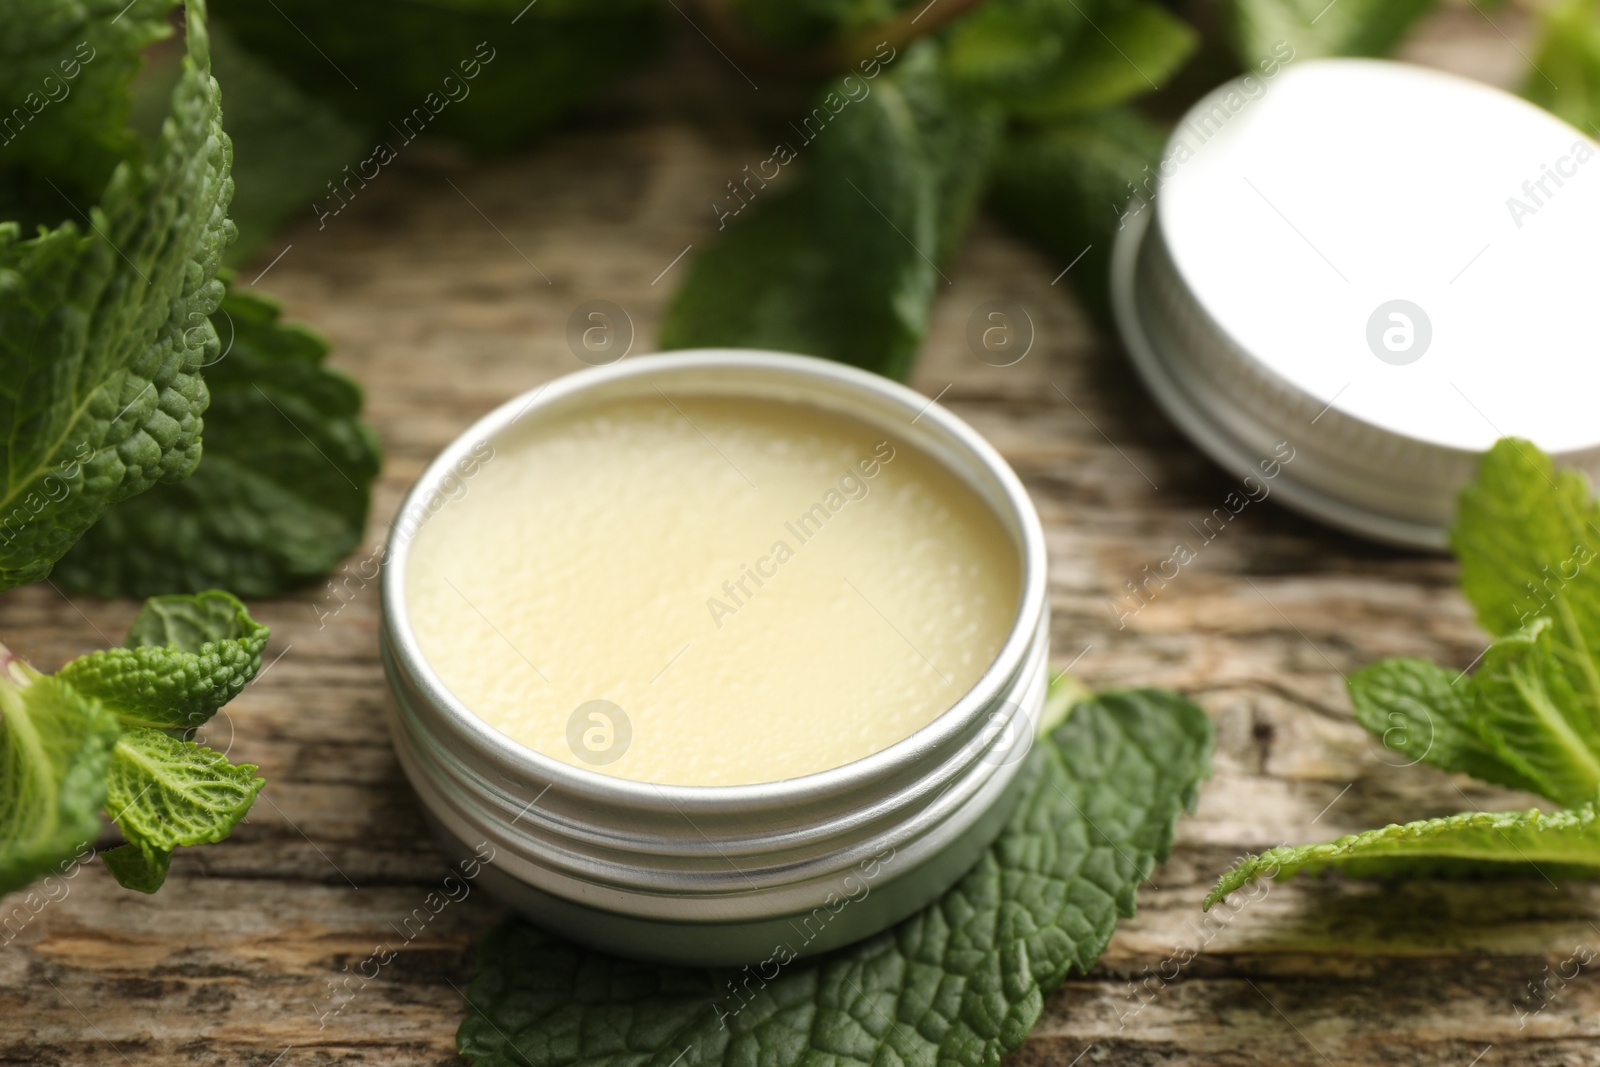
[405,395,1019,786]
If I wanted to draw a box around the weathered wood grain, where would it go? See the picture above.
[5,3,1592,1064]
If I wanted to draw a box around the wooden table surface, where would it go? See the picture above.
[7,4,1599,1064]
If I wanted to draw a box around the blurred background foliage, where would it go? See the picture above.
[172,0,1594,380]
[1,0,1593,596]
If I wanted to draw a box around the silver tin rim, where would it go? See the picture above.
[1111,204,1454,549]
[380,349,1050,965]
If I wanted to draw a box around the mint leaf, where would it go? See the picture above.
[1207,798,1600,908]
[661,45,1001,380]
[0,659,120,895]
[942,0,1100,97]
[105,727,262,846]
[213,0,663,153]
[0,0,174,226]
[88,592,268,894]
[53,283,381,597]
[0,0,234,591]
[1524,0,1600,135]
[1453,439,1600,647]
[103,725,262,892]
[1471,617,1600,807]
[1,591,268,895]
[1350,442,1600,808]
[1228,0,1436,64]
[948,2,1196,119]
[1349,656,1546,796]
[458,688,1213,1067]
[1448,440,1600,805]
[1216,439,1600,908]
[125,587,267,651]
[56,590,267,730]
[1014,4,1197,118]
[989,107,1166,315]
[101,840,171,892]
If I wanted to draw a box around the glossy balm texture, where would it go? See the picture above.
[405,395,1019,787]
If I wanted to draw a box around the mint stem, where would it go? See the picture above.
[0,641,32,687]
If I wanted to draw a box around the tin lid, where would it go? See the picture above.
[1111,58,1600,548]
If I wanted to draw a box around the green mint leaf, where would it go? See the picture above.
[1444,439,1600,805]
[1452,438,1600,647]
[989,107,1166,316]
[457,688,1213,1067]
[914,71,1006,269]
[103,725,263,884]
[0,0,174,227]
[101,840,171,893]
[2,591,266,896]
[949,2,1196,118]
[0,660,121,895]
[213,0,662,153]
[661,44,1001,381]
[1207,798,1600,908]
[54,283,381,597]
[1470,617,1600,807]
[55,591,268,730]
[1226,440,1600,907]
[1524,0,1600,134]
[0,0,233,591]
[1348,656,1546,797]
[942,0,1092,95]
[124,587,267,651]
[1228,0,1436,65]
[1014,4,1197,118]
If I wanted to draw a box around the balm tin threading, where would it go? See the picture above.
[380,350,1049,966]
[1112,59,1600,548]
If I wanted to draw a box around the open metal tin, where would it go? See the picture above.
[380,350,1049,966]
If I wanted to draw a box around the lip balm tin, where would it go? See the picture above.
[380,350,1049,966]
[1112,59,1600,548]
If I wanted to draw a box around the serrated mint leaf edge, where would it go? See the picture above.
[52,284,383,598]
[55,590,268,730]
[0,0,234,591]
[1206,797,1600,909]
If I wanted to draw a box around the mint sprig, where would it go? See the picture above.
[660,43,1001,382]
[458,686,1213,1067]
[660,1,1196,379]
[2,1,378,597]
[945,1,1197,119]
[1210,440,1600,906]
[0,590,269,896]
